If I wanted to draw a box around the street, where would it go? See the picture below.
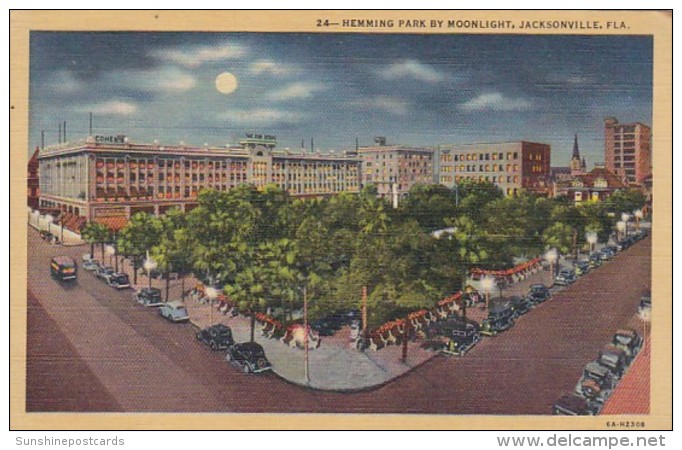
[26,227,650,414]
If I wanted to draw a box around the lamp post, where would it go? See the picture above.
[105,244,115,268]
[544,248,558,288]
[586,231,598,254]
[480,276,495,310]
[616,221,626,242]
[205,286,219,325]
[303,285,309,384]
[621,213,631,238]
[143,252,157,290]
[634,209,644,232]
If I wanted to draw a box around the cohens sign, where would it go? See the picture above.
[95,135,127,144]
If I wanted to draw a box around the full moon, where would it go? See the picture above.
[215,72,238,94]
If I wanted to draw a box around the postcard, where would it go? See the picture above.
[10,10,672,430]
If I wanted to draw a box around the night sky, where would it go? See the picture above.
[29,32,652,166]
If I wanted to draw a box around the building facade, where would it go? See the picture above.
[554,167,626,204]
[27,147,40,210]
[37,134,362,228]
[358,140,434,197]
[604,117,652,185]
[436,141,551,196]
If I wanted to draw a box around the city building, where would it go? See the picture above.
[27,147,40,210]
[358,137,435,198]
[436,141,551,196]
[554,166,626,204]
[37,134,362,229]
[604,117,652,185]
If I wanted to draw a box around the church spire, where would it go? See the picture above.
[572,134,580,159]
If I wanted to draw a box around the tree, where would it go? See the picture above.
[542,222,574,255]
[604,189,647,216]
[116,212,163,284]
[456,180,504,223]
[443,215,493,289]
[397,184,458,231]
[81,222,111,260]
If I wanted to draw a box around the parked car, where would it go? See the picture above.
[82,259,101,271]
[480,303,515,336]
[95,265,115,282]
[527,283,551,304]
[612,328,643,358]
[158,301,190,322]
[574,361,617,404]
[597,345,629,378]
[638,295,652,314]
[588,253,602,267]
[508,295,533,317]
[555,268,576,286]
[133,287,164,307]
[225,342,272,373]
[106,273,131,289]
[599,247,616,260]
[443,319,481,356]
[50,256,77,281]
[574,261,590,276]
[196,324,235,350]
[553,394,597,416]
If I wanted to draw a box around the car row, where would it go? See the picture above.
[553,328,644,415]
[82,256,131,289]
[196,324,273,373]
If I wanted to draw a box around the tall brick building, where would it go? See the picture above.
[604,117,652,185]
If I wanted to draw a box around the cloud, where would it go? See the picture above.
[249,60,292,76]
[349,95,410,115]
[100,67,197,94]
[80,101,138,116]
[51,70,84,94]
[379,60,445,83]
[220,108,305,125]
[460,92,531,112]
[151,42,245,67]
[266,82,325,101]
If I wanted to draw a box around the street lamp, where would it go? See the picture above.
[634,209,644,231]
[105,244,116,268]
[616,221,626,241]
[586,231,598,254]
[621,213,631,238]
[480,276,495,310]
[544,248,558,287]
[143,252,157,290]
[205,286,219,325]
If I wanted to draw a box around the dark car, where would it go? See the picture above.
[311,310,361,336]
[588,252,602,267]
[95,265,115,281]
[612,328,643,358]
[555,268,577,286]
[196,324,235,350]
[133,287,163,307]
[427,317,480,357]
[553,394,597,416]
[574,361,616,404]
[508,295,533,317]
[226,342,272,373]
[50,256,77,281]
[574,261,590,276]
[480,303,515,336]
[599,247,616,260]
[106,273,130,289]
[598,345,629,378]
[638,295,651,314]
[527,284,551,304]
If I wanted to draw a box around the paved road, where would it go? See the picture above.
[26,228,650,414]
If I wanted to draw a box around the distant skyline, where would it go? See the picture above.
[29,32,652,166]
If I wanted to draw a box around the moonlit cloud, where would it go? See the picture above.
[107,67,197,93]
[151,42,245,67]
[349,96,410,115]
[460,92,532,112]
[249,60,292,76]
[266,82,325,101]
[220,108,305,125]
[80,101,138,116]
[379,60,445,83]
